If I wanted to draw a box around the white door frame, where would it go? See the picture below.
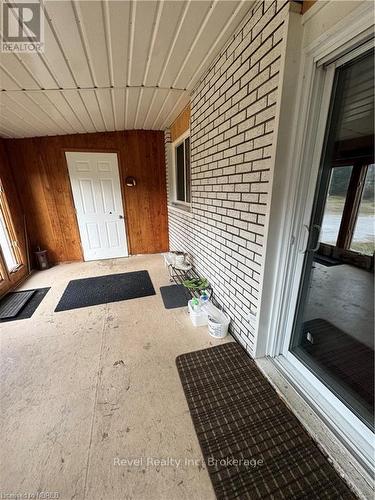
[66,151,128,261]
[258,2,374,472]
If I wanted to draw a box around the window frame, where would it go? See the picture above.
[0,178,26,297]
[172,131,191,208]
[0,180,22,274]
[321,162,373,253]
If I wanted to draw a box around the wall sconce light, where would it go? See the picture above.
[125,176,137,187]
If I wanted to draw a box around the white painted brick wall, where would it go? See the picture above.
[167,0,290,355]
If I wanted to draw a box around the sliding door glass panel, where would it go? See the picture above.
[351,164,375,255]
[290,50,374,429]
[320,166,352,245]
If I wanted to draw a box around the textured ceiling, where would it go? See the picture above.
[0,0,252,138]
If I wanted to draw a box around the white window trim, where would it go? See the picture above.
[256,0,374,475]
[169,130,191,210]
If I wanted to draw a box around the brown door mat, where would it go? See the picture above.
[176,342,356,500]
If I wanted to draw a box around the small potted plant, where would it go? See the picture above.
[182,276,209,295]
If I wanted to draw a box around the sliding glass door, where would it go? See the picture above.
[289,50,374,429]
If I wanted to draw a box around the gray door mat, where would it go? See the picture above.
[176,342,356,500]
[0,290,35,319]
[0,288,50,322]
[160,284,190,309]
[55,270,155,312]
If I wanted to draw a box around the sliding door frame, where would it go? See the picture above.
[260,3,374,473]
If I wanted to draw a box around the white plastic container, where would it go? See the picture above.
[188,299,208,327]
[204,303,230,338]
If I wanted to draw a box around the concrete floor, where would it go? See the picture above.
[305,263,374,348]
[0,254,231,500]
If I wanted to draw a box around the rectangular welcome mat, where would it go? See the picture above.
[0,288,50,322]
[160,284,190,309]
[55,270,155,312]
[176,342,356,500]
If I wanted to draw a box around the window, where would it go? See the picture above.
[174,136,190,204]
[0,181,21,273]
[321,166,353,245]
[350,164,374,255]
[319,163,374,254]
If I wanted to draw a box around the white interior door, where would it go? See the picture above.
[66,152,128,261]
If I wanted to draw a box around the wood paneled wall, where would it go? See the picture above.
[0,139,28,294]
[4,131,168,263]
[302,1,317,14]
[170,104,190,142]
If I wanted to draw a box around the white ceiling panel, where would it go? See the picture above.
[1,55,40,89]
[96,88,115,131]
[1,102,47,136]
[79,90,106,132]
[0,0,253,138]
[158,1,212,89]
[143,1,186,87]
[3,92,64,135]
[62,90,97,133]
[134,87,155,129]
[1,94,50,136]
[152,89,185,129]
[44,1,94,87]
[13,53,58,89]
[107,1,131,87]
[129,1,159,86]
[125,87,141,129]
[44,90,87,133]
[112,88,126,131]
[142,87,169,129]
[174,1,249,89]
[27,92,76,134]
[160,92,191,130]
[40,13,77,88]
[0,67,21,90]
[5,91,70,135]
[73,1,111,87]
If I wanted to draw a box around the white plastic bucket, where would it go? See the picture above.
[206,306,230,338]
[188,300,208,327]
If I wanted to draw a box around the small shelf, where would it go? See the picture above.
[166,264,213,300]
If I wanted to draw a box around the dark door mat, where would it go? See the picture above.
[0,288,50,322]
[160,284,190,309]
[301,318,374,411]
[314,255,342,267]
[55,270,155,312]
[176,343,356,500]
[0,289,35,319]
